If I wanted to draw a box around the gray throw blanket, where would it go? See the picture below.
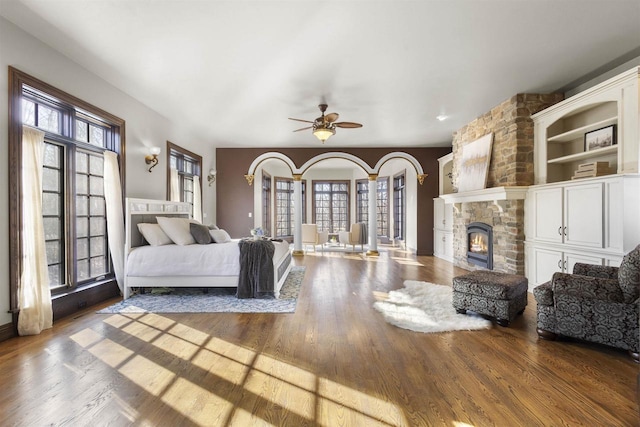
[237,239,275,299]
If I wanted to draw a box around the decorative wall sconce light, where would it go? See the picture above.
[207,169,217,186]
[145,146,161,172]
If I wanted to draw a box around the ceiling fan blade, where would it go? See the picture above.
[293,126,313,132]
[334,122,363,128]
[325,112,339,123]
[288,118,315,124]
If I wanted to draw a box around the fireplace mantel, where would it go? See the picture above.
[440,186,528,213]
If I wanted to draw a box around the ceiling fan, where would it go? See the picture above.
[289,104,362,143]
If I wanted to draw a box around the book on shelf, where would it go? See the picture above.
[577,161,610,172]
[571,167,614,179]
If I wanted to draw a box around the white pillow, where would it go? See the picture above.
[156,216,196,245]
[137,223,173,246]
[209,229,231,243]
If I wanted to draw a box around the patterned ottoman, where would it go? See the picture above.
[452,271,528,327]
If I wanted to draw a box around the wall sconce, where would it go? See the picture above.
[145,146,161,172]
[207,169,217,186]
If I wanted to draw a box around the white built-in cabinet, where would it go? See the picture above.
[434,153,454,261]
[433,197,454,261]
[529,183,603,248]
[525,169,640,288]
[525,67,640,291]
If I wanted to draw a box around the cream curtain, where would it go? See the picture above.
[193,175,202,222]
[103,151,125,293]
[18,126,53,336]
[170,167,180,202]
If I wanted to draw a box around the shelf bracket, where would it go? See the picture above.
[453,203,462,213]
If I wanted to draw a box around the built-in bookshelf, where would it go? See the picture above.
[532,67,639,184]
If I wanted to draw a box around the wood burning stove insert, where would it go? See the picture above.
[467,222,493,270]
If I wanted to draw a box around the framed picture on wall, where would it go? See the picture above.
[458,133,493,192]
[584,125,616,152]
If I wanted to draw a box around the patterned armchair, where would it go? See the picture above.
[533,244,640,362]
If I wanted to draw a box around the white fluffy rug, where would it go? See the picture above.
[374,280,492,333]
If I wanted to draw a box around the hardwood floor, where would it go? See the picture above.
[1,248,638,426]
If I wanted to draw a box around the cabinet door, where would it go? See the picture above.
[434,229,444,257]
[433,198,444,231]
[443,202,453,231]
[532,247,563,285]
[532,187,563,243]
[604,178,623,251]
[564,183,603,248]
[564,252,603,274]
[443,231,454,260]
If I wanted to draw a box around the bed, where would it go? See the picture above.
[123,198,292,299]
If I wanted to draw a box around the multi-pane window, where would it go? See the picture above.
[301,181,306,224]
[356,177,389,237]
[262,172,271,236]
[75,114,109,147]
[313,181,349,233]
[21,96,62,134]
[394,173,406,240]
[42,143,64,288]
[376,177,389,238]
[275,178,294,237]
[274,178,306,238]
[21,85,118,293]
[168,142,202,217]
[356,180,368,224]
[75,151,108,283]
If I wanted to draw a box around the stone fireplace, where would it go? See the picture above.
[467,222,493,269]
[446,93,564,275]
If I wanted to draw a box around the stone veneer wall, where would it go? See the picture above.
[453,200,525,274]
[451,93,563,274]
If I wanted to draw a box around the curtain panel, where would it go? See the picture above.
[103,151,125,293]
[193,175,202,222]
[18,126,53,335]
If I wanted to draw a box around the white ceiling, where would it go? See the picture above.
[1,0,639,148]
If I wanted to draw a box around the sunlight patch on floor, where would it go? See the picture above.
[191,347,250,385]
[70,328,103,347]
[318,377,405,426]
[254,354,317,392]
[119,355,175,396]
[161,377,234,425]
[391,256,424,266]
[228,407,278,426]
[121,320,163,343]
[88,339,134,368]
[243,368,316,419]
[68,313,411,425]
[372,291,390,302]
[152,332,200,360]
[205,336,256,364]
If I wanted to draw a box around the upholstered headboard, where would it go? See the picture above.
[125,198,191,252]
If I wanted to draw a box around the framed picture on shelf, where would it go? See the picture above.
[584,125,616,152]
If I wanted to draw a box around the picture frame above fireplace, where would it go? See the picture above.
[458,132,493,192]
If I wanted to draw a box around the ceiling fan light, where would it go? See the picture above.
[313,127,335,143]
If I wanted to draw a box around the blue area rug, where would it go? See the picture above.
[97,266,305,314]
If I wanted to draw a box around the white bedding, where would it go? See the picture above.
[126,239,290,277]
